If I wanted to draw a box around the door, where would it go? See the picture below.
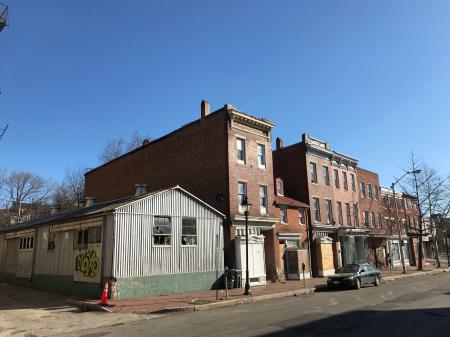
[358,265,370,284]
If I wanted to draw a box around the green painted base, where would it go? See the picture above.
[115,271,221,300]
[0,273,102,298]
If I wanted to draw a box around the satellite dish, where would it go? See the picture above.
[0,3,9,32]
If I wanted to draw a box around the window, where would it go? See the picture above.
[346,203,352,226]
[354,205,359,227]
[370,212,376,227]
[182,218,197,246]
[382,195,387,208]
[259,185,268,215]
[374,186,379,200]
[367,184,372,199]
[337,202,343,225]
[281,207,288,224]
[343,172,348,191]
[310,162,318,183]
[19,236,34,251]
[236,138,246,163]
[47,226,56,251]
[351,174,356,192]
[299,210,305,225]
[313,197,321,222]
[75,226,101,249]
[276,179,284,196]
[257,144,266,168]
[378,213,383,228]
[363,211,369,227]
[323,166,330,186]
[334,169,340,189]
[153,216,171,245]
[326,199,333,224]
[238,182,247,213]
[360,182,366,198]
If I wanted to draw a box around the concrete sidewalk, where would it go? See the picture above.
[93,265,450,315]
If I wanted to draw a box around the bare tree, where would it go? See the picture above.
[399,153,450,270]
[98,131,150,164]
[53,166,86,210]
[5,171,52,224]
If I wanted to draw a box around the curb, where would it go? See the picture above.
[66,299,113,313]
[70,268,450,315]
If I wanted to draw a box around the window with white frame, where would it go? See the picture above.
[281,207,288,224]
[374,186,379,200]
[370,212,376,227]
[367,184,372,199]
[363,211,369,227]
[236,138,246,163]
[334,169,340,189]
[346,203,352,226]
[323,166,330,186]
[351,174,356,192]
[326,199,333,224]
[378,213,383,228]
[354,204,359,227]
[238,182,247,213]
[299,210,306,225]
[153,216,171,245]
[181,218,197,246]
[257,144,266,168]
[310,162,318,183]
[313,197,321,222]
[19,236,34,251]
[360,182,366,198]
[259,185,268,215]
[343,172,348,191]
[337,201,343,225]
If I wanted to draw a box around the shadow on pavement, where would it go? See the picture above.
[257,307,450,337]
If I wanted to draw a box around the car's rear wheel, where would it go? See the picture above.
[374,276,380,286]
[354,278,361,290]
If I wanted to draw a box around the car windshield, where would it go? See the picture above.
[339,265,360,273]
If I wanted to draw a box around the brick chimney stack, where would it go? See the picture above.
[201,100,210,118]
[276,137,284,150]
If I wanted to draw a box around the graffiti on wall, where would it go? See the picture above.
[75,250,100,277]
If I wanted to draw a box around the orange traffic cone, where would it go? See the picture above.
[99,281,109,305]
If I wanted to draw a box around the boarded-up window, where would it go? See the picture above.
[182,218,197,246]
[153,216,171,245]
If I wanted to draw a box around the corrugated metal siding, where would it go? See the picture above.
[113,189,224,278]
[0,234,7,273]
[33,226,75,276]
[102,214,114,278]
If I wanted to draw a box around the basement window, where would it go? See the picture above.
[181,218,197,246]
[153,216,171,245]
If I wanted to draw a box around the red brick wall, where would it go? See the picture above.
[357,168,384,234]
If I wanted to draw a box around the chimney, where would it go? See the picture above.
[85,197,96,207]
[142,138,150,146]
[276,137,284,150]
[50,205,61,215]
[201,100,210,118]
[135,184,148,197]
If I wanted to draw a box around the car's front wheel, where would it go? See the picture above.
[374,276,380,286]
[354,278,361,290]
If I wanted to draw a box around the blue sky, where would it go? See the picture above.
[1,0,450,187]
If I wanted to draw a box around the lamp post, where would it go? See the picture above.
[391,169,421,274]
[241,196,252,296]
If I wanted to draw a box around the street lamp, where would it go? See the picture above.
[241,196,252,296]
[391,169,421,273]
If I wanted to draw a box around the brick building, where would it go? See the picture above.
[356,168,385,267]
[84,101,278,286]
[271,178,311,281]
[273,134,362,276]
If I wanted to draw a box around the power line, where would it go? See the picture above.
[0,124,8,141]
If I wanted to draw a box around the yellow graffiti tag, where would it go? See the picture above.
[75,250,100,277]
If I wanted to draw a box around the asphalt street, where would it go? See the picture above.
[64,272,450,337]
